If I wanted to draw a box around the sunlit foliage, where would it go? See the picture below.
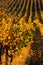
[0,14,35,57]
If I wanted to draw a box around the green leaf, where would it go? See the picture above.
[30,29,35,33]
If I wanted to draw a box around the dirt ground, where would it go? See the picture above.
[1,45,32,65]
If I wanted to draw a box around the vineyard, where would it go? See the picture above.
[0,0,43,65]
